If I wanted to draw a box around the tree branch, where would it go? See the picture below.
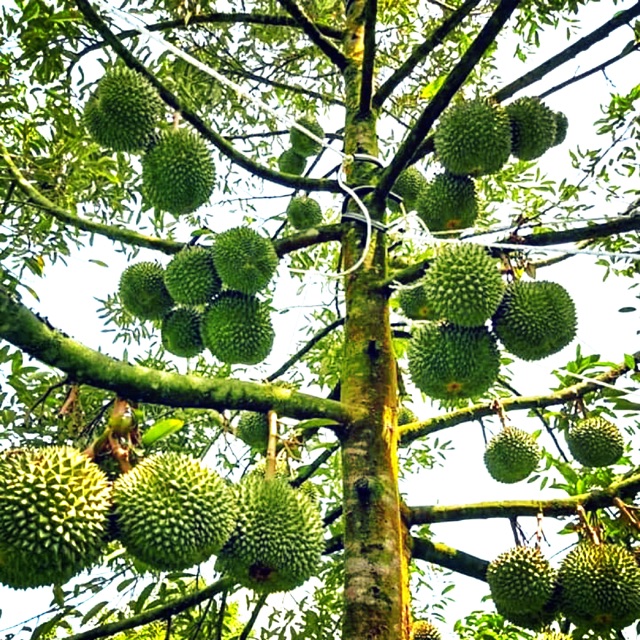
[0,290,357,424]
[272,224,345,257]
[400,351,640,444]
[74,0,342,194]
[411,537,489,581]
[358,0,378,117]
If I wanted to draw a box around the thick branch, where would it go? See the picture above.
[411,537,489,581]
[0,290,356,424]
[358,0,378,117]
[75,0,341,194]
[400,352,640,444]
[372,0,482,110]
[272,224,345,256]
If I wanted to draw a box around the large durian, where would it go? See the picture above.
[558,542,640,631]
[407,322,500,401]
[423,243,505,327]
[505,97,557,161]
[119,261,174,321]
[411,619,442,640]
[200,291,274,364]
[142,128,215,215]
[492,280,577,361]
[83,67,164,153]
[415,172,478,231]
[278,148,306,175]
[433,98,512,176]
[161,307,204,358]
[484,427,541,483]
[164,246,221,305]
[212,227,279,295]
[112,452,237,571]
[286,195,323,230]
[290,117,324,157]
[0,446,111,589]
[216,475,324,592]
[566,416,624,467]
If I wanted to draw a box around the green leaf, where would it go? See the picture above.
[624,353,637,368]
[81,601,109,626]
[296,418,341,430]
[141,418,185,445]
[618,306,636,313]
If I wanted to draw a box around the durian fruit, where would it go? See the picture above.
[161,307,204,358]
[411,619,442,640]
[119,261,174,321]
[83,67,164,153]
[433,98,512,176]
[278,148,307,175]
[390,166,428,211]
[286,195,323,230]
[216,475,324,592]
[212,226,279,295]
[505,97,557,161]
[558,542,640,631]
[397,406,418,426]
[487,546,557,615]
[396,283,438,321]
[200,291,275,365]
[142,128,215,215]
[423,243,505,327]
[492,280,577,361]
[290,117,324,157]
[112,452,237,571]
[566,416,624,467]
[0,446,111,589]
[164,246,221,305]
[415,172,478,232]
[237,412,269,450]
[484,427,541,483]
[407,322,500,401]
[496,602,559,631]
[551,112,568,146]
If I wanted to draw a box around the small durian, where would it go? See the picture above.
[551,111,568,146]
[290,117,324,157]
[142,128,215,215]
[396,283,438,321]
[278,148,307,175]
[119,262,174,321]
[161,307,204,358]
[390,167,429,211]
[506,97,557,161]
[411,619,442,640]
[397,406,418,426]
[286,195,323,230]
[484,427,541,483]
[566,416,624,467]
[212,226,279,295]
[200,291,274,365]
[415,172,478,231]
[164,246,221,305]
[112,452,237,571]
[237,412,269,450]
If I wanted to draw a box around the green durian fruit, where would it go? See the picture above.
[286,195,323,230]
[212,226,279,295]
[551,111,569,146]
[566,416,624,467]
[496,601,559,631]
[434,98,512,176]
[407,322,500,401]
[237,412,269,450]
[83,67,164,152]
[200,291,274,365]
[390,167,429,211]
[119,261,174,321]
[112,452,237,571]
[278,148,307,175]
[558,542,640,631]
[492,280,577,361]
[161,307,204,358]
[506,97,557,161]
[290,117,324,157]
[411,619,442,640]
[164,246,221,305]
[397,406,418,426]
[396,282,439,321]
[216,475,324,592]
[142,128,215,215]
[423,243,505,327]
[416,172,478,232]
[0,446,111,589]
[484,427,541,483]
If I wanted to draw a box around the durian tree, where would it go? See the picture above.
[2,0,640,638]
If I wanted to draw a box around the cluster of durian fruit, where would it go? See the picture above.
[277,117,325,176]
[118,227,279,364]
[83,67,215,216]
[0,446,324,592]
[486,540,640,636]
[390,96,567,232]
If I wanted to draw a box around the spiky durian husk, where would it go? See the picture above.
[390,167,429,212]
[112,452,237,571]
[200,291,274,365]
[497,600,559,631]
[0,446,111,589]
[484,427,541,483]
[278,148,306,175]
[397,283,438,321]
[286,195,323,230]
[212,227,279,295]
[434,98,512,176]
[492,280,576,361]
[506,97,557,161]
[142,128,215,215]
[119,261,174,321]
[237,412,269,450]
[164,246,221,305]
[397,406,417,426]
[411,619,442,640]
[415,172,478,232]
[290,117,324,157]
[551,112,568,146]
[566,416,624,467]
[558,542,640,631]
[423,243,505,327]
[83,67,164,152]
[407,322,500,401]
[161,307,204,358]
[216,475,324,592]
